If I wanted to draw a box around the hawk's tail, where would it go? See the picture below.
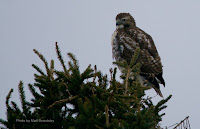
[151,77,163,97]
[146,75,164,98]
[155,72,165,87]
[153,86,163,98]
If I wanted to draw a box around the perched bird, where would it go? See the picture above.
[111,13,165,97]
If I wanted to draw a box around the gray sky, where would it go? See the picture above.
[0,0,199,128]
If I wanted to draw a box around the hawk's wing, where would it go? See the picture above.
[128,27,165,96]
[128,27,163,74]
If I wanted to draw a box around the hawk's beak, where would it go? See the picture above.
[116,21,121,26]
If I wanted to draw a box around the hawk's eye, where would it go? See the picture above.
[122,19,126,22]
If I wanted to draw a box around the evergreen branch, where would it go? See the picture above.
[67,53,81,81]
[6,89,13,108]
[33,74,48,87]
[130,63,141,73]
[67,61,81,83]
[134,90,141,111]
[0,118,7,127]
[95,125,103,129]
[18,81,27,115]
[158,105,167,112]
[32,64,45,75]
[155,95,172,113]
[63,83,72,97]
[97,72,103,87]
[33,49,50,80]
[81,64,94,80]
[50,60,54,72]
[55,42,68,74]
[11,101,21,112]
[160,113,166,118]
[50,59,54,80]
[113,60,128,68]
[125,66,131,95]
[93,65,98,82]
[110,67,117,92]
[102,92,137,99]
[156,95,172,108]
[113,67,117,81]
[109,68,113,88]
[54,70,70,82]
[103,74,108,89]
[109,68,113,80]
[48,94,80,109]
[67,53,78,68]
[28,84,43,99]
[144,105,154,116]
[129,48,140,68]
[68,61,74,71]
[105,104,109,128]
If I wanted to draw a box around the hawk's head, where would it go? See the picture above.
[115,13,136,29]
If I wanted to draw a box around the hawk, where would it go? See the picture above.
[111,13,165,97]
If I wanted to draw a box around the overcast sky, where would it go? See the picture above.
[0,0,200,128]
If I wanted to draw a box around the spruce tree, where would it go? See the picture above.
[0,42,172,129]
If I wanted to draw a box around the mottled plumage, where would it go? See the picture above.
[112,13,165,97]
